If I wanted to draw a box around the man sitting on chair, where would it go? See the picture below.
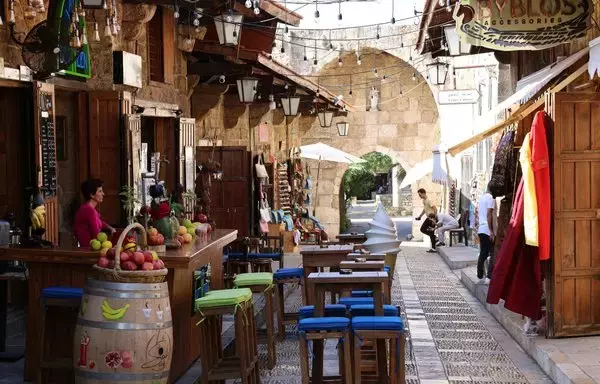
[428,212,459,247]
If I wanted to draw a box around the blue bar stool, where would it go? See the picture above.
[274,267,303,340]
[351,316,405,384]
[298,304,347,319]
[38,286,83,383]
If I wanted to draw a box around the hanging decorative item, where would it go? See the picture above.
[367,87,380,112]
[336,121,349,136]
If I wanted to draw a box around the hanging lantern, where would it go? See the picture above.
[281,96,300,116]
[444,26,471,56]
[336,121,349,136]
[426,60,449,85]
[317,109,334,128]
[236,77,258,103]
[214,13,243,45]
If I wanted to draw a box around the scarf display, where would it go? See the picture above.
[488,130,516,198]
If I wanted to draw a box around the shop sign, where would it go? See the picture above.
[438,89,480,104]
[453,0,593,51]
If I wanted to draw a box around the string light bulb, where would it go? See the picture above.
[357,56,362,65]
[338,56,342,66]
[253,0,260,15]
[412,72,417,81]
[268,94,276,110]
[313,58,318,66]
[245,0,252,8]
[314,10,320,23]
[373,68,378,77]
[104,17,112,38]
[280,45,285,54]
[284,84,289,90]
[93,22,100,41]
[8,0,15,25]
[173,3,180,19]
[82,27,88,45]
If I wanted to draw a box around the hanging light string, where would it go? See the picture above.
[344,80,427,110]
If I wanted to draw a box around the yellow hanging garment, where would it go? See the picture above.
[519,133,539,246]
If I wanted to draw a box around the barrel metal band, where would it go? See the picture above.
[84,287,167,299]
[77,318,173,330]
[75,369,169,380]
[86,278,165,291]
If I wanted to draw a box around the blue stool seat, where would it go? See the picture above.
[226,251,245,258]
[384,266,391,273]
[351,290,373,297]
[352,316,404,331]
[350,304,399,317]
[274,267,304,280]
[248,252,282,260]
[339,296,374,307]
[299,304,347,319]
[42,287,84,300]
[299,317,350,332]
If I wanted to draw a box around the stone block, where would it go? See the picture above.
[317,194,333,208]
[317,180,335,194]
[378,137,396,150]
[378,111,391,124]
[378,124,397,137]
[365,112,378,125]
[421,109,437,123]
[403,110,421,124]
[409,98,420,112]
[396,97,410,112]
[365,125,379,138]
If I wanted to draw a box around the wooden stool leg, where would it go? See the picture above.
[264,286,276,369]
[390,337,397,384]
[353,334,362,384]
[343,331,353,384]
[377,339,388,384]
[398,334,405,384]
[198,320,210,384]
[37,301,46,384]
[299,336,310,384]
[276,282,286,341]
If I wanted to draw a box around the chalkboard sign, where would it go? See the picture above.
[39,92,57,197]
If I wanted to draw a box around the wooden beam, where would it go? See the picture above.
[448,62,588,156]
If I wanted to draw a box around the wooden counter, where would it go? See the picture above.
[0,228,237,383]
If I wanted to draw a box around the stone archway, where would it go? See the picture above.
[297,49,442,238]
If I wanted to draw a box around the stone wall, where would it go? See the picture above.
[0,1,190,113]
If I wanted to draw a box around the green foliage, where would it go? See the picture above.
[119,185,140,224]
[361,152,395,174]
[343,167,375,200]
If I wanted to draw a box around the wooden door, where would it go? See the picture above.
[549,92,600,337]
[196,146,250,236]
[88,91,123,225]
[155,118,176,192]
[33,83,59,245]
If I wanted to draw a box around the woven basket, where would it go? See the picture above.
[93,223,168,283]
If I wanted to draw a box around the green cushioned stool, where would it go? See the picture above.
[233,272,277,369]
[194,288,259,383]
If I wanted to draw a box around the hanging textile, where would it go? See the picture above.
[488,130,516,198]
[493,197,513,256]
[530,111,552,261]
[519,133,539,246]
[486,180,543,320]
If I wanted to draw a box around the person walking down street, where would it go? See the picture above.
[415,188,438,253]
[429,212,459,247]
[477,186,496,284]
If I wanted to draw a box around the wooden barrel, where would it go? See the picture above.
[73,278,173,383]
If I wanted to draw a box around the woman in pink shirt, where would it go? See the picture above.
[73,179,115,247]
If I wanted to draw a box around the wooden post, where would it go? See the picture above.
[312,156,321,217]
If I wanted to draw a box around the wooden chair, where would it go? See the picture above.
[223,239,249,288]
[449,210,469,247]
[274,267,304,341]
[247,235,284,272]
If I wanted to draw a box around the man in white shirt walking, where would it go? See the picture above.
[477,186,496,284]
[428,212,459,247]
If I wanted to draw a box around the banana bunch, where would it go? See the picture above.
[102,300,130,320]
[30,205,46,230]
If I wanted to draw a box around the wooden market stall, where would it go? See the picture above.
[447,49,600,338]
[0,228,237,383]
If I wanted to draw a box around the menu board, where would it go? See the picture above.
[39,92,56,197]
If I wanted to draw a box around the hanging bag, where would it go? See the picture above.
[305,164,312,190]
[255,154,269,180]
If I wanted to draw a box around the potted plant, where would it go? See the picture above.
[120,185,140,225]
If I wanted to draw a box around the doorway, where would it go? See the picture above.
[141,116,177,194]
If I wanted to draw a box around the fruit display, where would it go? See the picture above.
[146,227,165,246]
[90,232,113,253]
[95,227,165,273]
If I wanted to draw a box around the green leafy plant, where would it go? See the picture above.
[119,185,140,224]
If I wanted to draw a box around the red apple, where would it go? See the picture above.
[133,252,145,266]
[157,234,165,245]
[142,262,154,271]
[122,261,137,271]
[106,248,116,260]
[197,213,208,223]
[97,257,110,268]
[155,259,165,269]
[143,251,153,263]
[120,252,130,263]
[148,235,157,245]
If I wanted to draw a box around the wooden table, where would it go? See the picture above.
[0,229,237,383]
[348,252,386,261]
[336,233,367,244]
[300,244,354,305]
[339,260,385,271]
[308,271,390,381]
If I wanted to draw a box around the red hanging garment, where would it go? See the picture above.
[486,180,543,320]
[530,111,551,261]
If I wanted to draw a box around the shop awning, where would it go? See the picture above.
[447,47,589,156]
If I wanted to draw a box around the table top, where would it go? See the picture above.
[336,233,366,239]
[307,271,389,283]
[0,229,238,269]
[301,244,354,255]
[339,260,385,269]
[347,253,386,260]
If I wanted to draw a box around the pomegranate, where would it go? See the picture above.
[120,252,130,263]
[106,248,116,260]
[143,251,153,263]
[133,252,145,266]
[105,351,122,369]
[122,261,137,271]
[97,257,110,268]
[142,262,154,271]
[120,350,133,368]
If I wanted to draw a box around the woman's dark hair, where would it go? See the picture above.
[417,188,427,194]
[81,179,104,201]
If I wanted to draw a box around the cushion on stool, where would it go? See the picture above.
[384,266,391,273]
[299,304,347,319]
[351,290,373,297]
[339,296,374,307]
[195,288,252,311]
[42,287,84,300]
[349,304,399,317]
[247,252,282,260]
[274,267,304,280]
[299,317,350,332]
[226,251,245,258]
[351,316,404,331]
[234,272,274,287]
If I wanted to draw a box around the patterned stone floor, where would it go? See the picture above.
[245,245,553,384]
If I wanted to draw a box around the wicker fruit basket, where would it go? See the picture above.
[93,223,168,283]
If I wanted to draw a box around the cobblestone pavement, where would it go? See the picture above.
[250,245,554,384]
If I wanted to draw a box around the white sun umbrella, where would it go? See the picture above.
[399,146,451,189]
[399,158,433,189]
[299,142,365,216]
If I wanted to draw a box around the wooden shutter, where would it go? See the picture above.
[33,83,59,245]
[162,7,175,84]
[178,118,195,219]
[127,115,142,204]
[147,8,164,83]
[548,92,600,337]
[88,91,123,225]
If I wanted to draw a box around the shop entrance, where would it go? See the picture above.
[141,116,177,194]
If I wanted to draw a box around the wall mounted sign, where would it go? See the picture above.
[453,0,593,51]
[113,51,143,88]
[438,89,481,104]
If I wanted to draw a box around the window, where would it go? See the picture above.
[147,7,174,84]
[147,8,164,82]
